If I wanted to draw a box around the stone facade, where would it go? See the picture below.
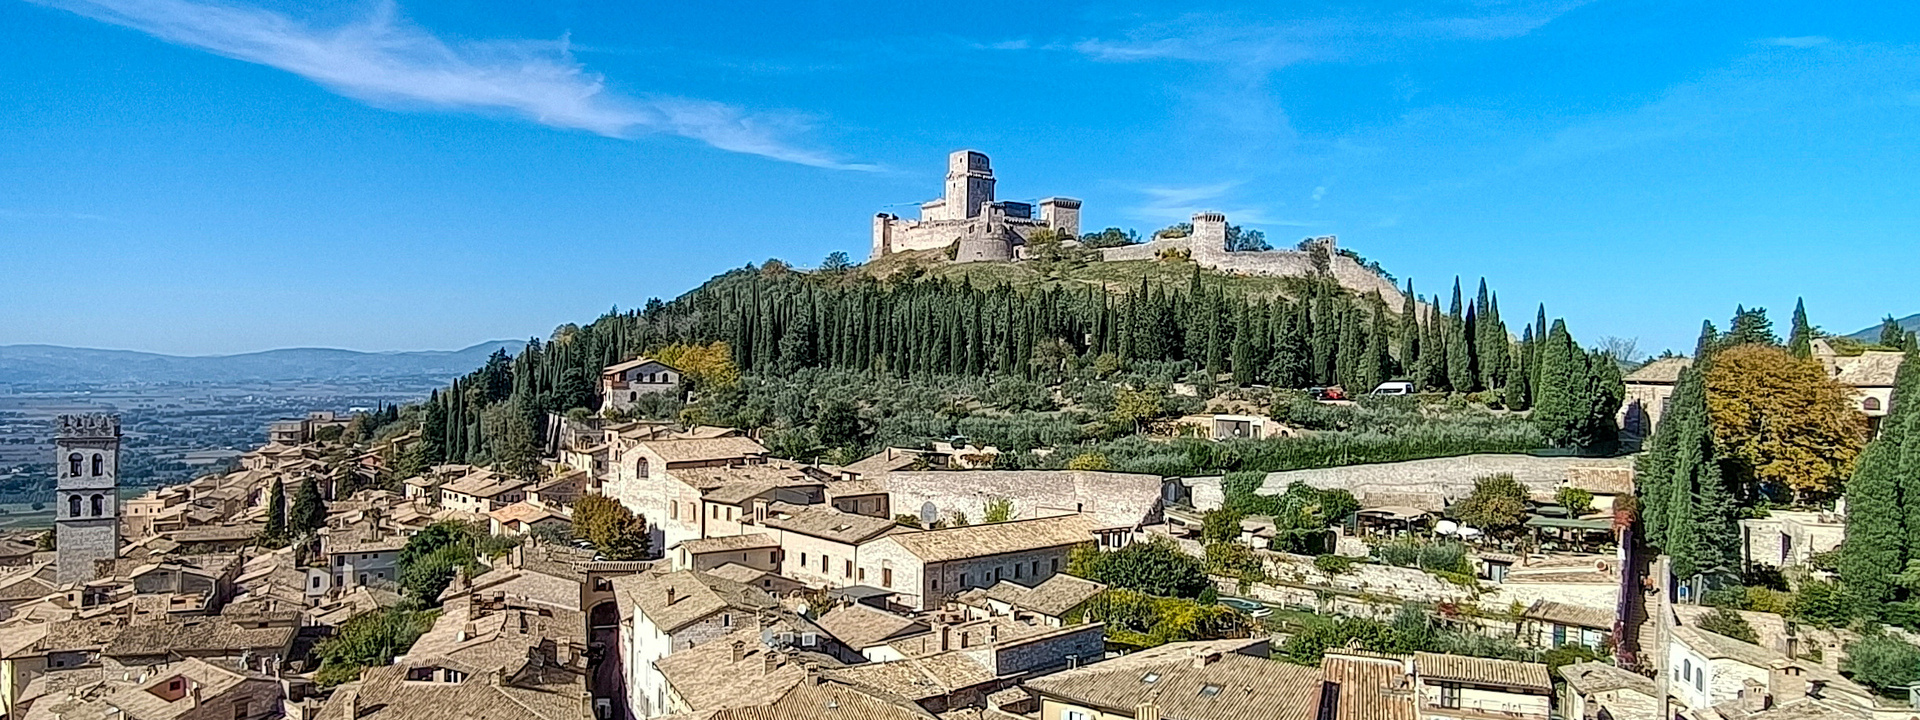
[601,358,681,413]
[56,414,121,586]
[871,150,1080,261]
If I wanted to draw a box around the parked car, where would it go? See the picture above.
[1308,386,1348,401]
[1370,381,1415,396]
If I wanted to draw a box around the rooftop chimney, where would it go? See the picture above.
[666,587,678,605]
[1191,651,1221,669]
[732,640,747,663]
[1135,700,1160,720]
[340,688,359,719]
[763,650,780,676]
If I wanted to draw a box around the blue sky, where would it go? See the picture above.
[3,0,1916,357]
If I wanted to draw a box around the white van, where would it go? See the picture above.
[1371,381,1415,396]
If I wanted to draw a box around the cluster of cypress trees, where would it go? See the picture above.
[411,262,1610,467]
[1637,324,1742,583]
[1838,346,1920,612]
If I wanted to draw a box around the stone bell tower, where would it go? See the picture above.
[55,413,120,585]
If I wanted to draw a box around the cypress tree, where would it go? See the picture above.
[1446,308,1473,392]
[1843,348,1919,604]
[263,480,287,542]
[1398,280,1418,378]
[1532,320,1582,446]
[1879,315,1907,348]
[1269,306,1310,388]
[1230,305,1255,386]
[1788,298,1813,359]
[291,477,325,536]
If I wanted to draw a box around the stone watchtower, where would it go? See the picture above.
[55,414,120,585]
[943,150,995,221]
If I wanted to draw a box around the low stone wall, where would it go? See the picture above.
[1260,454,1634,510]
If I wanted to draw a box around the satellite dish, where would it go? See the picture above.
[1434,520,1459,535]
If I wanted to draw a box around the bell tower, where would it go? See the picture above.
[55,413,120,585]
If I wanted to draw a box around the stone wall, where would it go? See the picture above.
[990,623,1106,676]
[1254,453,1635,511]
[1096,226,1405,306]
[882,470,1164,531]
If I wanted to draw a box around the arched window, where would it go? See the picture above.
[91,454,104,476]
[1864,397,1883,412]
[629,391,637,402]
[68,453,83,478]
[69,495,81,517]
[90,494,104,517]
[638,458,650,479]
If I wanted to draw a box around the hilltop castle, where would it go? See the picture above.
[870,150,1081,262]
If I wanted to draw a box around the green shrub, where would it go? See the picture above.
[1314,554,1357,575]
[1698,607,1759,644]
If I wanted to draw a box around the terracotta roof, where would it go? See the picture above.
[826,650,998,699]
[678,534,781,555]
[880,470,1164,532]
[1557,661,1654,696]
[489,501,568,526]
[1623,357,1692,384]
[1319,653,1416,720]
[879,514,1096,564]
[1831,351,1905,387]
[604,357,672,375]
[1524,600,1614,630]
[1025,638,1322,720]
[655,627,814,711]
[319,662,585,720]
[815,603,926,650]
[445,469,528,498]
[762,504,902,545]
[680,677,936,720]
[981,574,1106,618]
[647,437,770,464]
[612,569,778,634]
[1412,652,1550,691]
[104,618,296,657]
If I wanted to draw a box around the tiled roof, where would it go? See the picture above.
[1524,600,1614,630]
[104,618,296,657]
[815,603,925,650]
[1624,357,1692,384]
[981,574,1106,618]
[1557,661,1654,696]
[1671,624,1777,668]
[762,504,902,545]
[1832,350,1905,387]
[826,650,997,699]
[1412,652,1550,691]
[612,569,778,634]
[655,627,814,711]
[320,662,585,720]
[1025,638,1322,720]
[604,357,671,374]
[489,501,567,526]
[880,514,1096,564]
[880,470,1164,532]
[681,677,937,720]
[678,534,781,555]
[1319,653,1415,720]
[645,437,770,464]
[445,469,528,498]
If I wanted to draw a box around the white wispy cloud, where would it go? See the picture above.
[1068,1,1591,69]
[35,0,875,170]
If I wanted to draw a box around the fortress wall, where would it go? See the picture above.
[1098,238,1188,262]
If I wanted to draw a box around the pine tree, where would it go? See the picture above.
[1788,298,1813,359]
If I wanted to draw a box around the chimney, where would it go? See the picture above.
[1740,679,1772,712]
[1191,651,1220,669]
[732,640,747,663]
[189,682,201,708]
[763,650,780,676]
[1135,700,1160,720]
[666,587,678,605]
[1771,664,1809,703]
[340,688,359,719]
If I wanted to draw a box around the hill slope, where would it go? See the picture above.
[0,340,523,385]
[1847,313,1920,341]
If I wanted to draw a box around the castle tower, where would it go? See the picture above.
[943,150,995,221]
[1192,212,1229,251]
[1039,198,1082,238]
[55,413,120,585]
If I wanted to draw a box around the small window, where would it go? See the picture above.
[722,613,732,628]
[90,494,104,517]
[1864,397,1883,412]
[68,453,83,477]
[1141,672,1160,684]
[1441,683,1461,708]
[69,495,81,517]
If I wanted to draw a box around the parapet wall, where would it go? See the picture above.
[1098,236,1405,307]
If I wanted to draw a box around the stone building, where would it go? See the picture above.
[600,358,681,413]
[1099,215,1407,305]
[870,150,1081,262]
[1617,357,1689,442]
[856,514,1098,612]
[55,414,121,586]
[1621,342,1905,441]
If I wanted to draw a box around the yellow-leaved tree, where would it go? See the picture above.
[652,341,740,391]
[1705,344,1869,502]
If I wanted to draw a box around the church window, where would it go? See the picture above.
[91,454,104,476]
[639,459,650,479]
[91,494,104,517]
[68,453,83,477]
[69,495,82,517]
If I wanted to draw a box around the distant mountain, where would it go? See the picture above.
[1846,313,1920,342]
[0,340,524,385]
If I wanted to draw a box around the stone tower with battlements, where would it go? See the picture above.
[55,413,120,585]
[871,150,1081,259]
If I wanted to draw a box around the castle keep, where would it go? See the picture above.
[870,150,1081,262]
[55,413,121,585]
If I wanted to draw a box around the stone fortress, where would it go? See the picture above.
[870,150,1082,263]
[871,150,1405,305]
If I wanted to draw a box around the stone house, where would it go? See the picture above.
[1740,509,1846,570]
[487,501,571,536]
[21,656,284,720]
[1522,600,1613,652]
[759,504,902,590]
[1617,357,1690,442]
[527,468,591,508]
[955,573,1107,628]
[879,470,1163,549]
[857,514,1098,612]
[1813,339,1904,431]
[1024,638,1319,720]
[439,469,528,515]
[669,534,781,574]
[316,522,406,592]
[603,436,770,554]
[1558,661,1657,720]
[832,620,1108,715]
[814,603,929,662]
[1411,652,1552,720]
[611,569,806,718]
[600,358,681,413]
